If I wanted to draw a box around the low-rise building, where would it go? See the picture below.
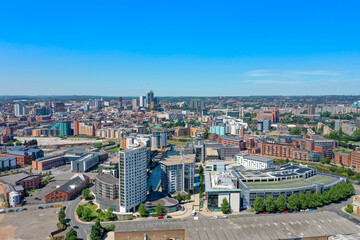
[45,174,89,202]
[205,171,241,212]
[0,156,17,170]
[235,153,274,170]
[32,154,66,171]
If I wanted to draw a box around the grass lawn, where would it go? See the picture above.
[168,140,187,146]
[247,179,311,189]
[107,147,122,152]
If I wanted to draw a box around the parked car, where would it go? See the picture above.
[211,216,218,219]
[219,215,228,219]
[262,212,267,214]
[194,216,199,220]
[38,206,43,209]
[0,209,5,213]
[157,216,164,219]
[166,215,172,219]
[16,209,21,212]
[22,208,27,211]
[74,226,79,229]
[282,210,288,213]
[8,209,14,212]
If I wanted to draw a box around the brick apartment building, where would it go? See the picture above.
[217,136,246,150]
[0,153,34,166]
[351,151,360,170]
[334,152,352,166]
[256,108,280,123]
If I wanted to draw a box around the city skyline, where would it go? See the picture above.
[1,1,360,96]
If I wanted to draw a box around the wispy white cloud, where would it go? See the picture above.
[243,69,339,77]
[244,80,299,85]
[293,70,338,76]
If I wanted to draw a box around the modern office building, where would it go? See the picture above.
[257,119,271,132]
[32,154,66,171]
[53,102,65,112]
[14,103,25,117]
[160,154,195,194]
[235,153,274,170]
[71,153,99,172]
[233,164,345,210]
[0,156,17,170]
[50,121,71,136]
[205,171,242,212]
[119,141,147,213]
[151,131,168,149]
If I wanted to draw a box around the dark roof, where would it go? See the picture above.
[56,176,88,194]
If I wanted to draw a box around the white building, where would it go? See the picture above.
[151,131,168,149]
[236,153,274,170]
[119,141,147,213]
[160,154,195,194]
[14,103,24,117]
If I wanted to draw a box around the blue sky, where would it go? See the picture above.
[0,1,359,96]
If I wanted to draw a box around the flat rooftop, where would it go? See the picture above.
[161,154,195,165]
[205,171,237,191]
[237,153,273,162]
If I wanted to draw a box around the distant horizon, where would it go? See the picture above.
[1,94,360,98]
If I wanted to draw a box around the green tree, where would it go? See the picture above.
[221,197,230,214]
[345,204,353,213]
[199,165,204,176]
[90,220,104,240]
[176,193,183,203]
[275,195,286,212]
[15,141,22,146]
[347,168,355,177]
[299,192,308,210]
[320,158,331,164]
[186,192,191,202]
[82,188,91,200]
[105,208,114,221]
[66,228,78,240]
[155,204,165,216]
[138,203,148,217]
[82,207,93,222]
[289,127,303,135]
[76,205,84,217]
[287,194,300,211]
[254,197,265,213]
[264,196,276,212]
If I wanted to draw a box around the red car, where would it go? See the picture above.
[283,210,288,213]
[157,216,164,219]
[262,212,267,214]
